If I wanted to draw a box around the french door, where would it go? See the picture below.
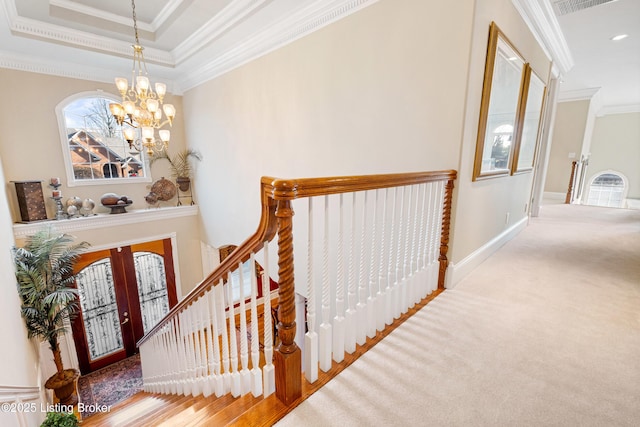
[71,239,178,374]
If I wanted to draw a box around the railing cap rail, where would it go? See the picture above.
[264,170,456,199]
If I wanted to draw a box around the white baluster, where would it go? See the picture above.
[249,253,262,397]
[160,327,170,393]
[207,286,223,397]
[415,183,428,301]
[401,186,413,315]
[238,261,251,395]
[319,195,333,371]
[356,191,368,346]
[198,299,208,395]
[376,188,388,332]
[422,182,434,297]
[197,297,212,398]
[226,274,241,397]
[345,192,357,353]
[186,308,200,396]
[366,190,378,338]
[304,198,319,381]
[332,194,346,363]
[262,242,275,397]
[393,187,405,319]
[171,317,180,395]
[178,311,190,396]
[216,281,231,395]
[428,182,440,292]
[385,187,396,326]
[202,290,215,396]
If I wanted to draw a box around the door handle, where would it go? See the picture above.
[121,312,129,325]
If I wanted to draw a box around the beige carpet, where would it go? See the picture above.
[276,204,640,426]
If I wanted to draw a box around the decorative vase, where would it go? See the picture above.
[44,369,79,406]
[176,176,191,192]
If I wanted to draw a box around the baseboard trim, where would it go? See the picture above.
[446,217,528,288]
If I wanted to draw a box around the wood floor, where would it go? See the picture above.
[80,290,443,426]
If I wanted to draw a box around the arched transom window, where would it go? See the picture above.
[56,92,151,186]
[586,172,626,208]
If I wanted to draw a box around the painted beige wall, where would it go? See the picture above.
[450,0,551,264]
[0,69,205,296]
[184,0,475,249]
[586,112,640,199]
[0,158,41,388]
[544,100,590,193]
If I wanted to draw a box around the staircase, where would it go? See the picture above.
[81,170,457,426]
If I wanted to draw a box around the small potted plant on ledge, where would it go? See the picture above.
[14,228,90,406]
[149,148,202,192]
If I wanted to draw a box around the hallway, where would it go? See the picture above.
[276,204,640,426]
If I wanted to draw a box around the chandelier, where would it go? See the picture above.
[109,0,176,156]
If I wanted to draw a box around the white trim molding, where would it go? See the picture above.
[599,103,640,116]
[511,0,574,75]
[0,385,43,427]
[446,217,528,288]
[13,205,198,238]
[558,87,601,102]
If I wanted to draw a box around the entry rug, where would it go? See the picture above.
[77,354,143,418]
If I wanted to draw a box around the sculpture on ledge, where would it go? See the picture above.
[100,193,133,214]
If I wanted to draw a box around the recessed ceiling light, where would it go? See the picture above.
[611,34,628,41]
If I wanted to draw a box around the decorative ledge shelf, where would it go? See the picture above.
[13,205,198,238]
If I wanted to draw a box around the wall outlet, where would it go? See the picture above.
[568,152,576,159]
[505,212,510,224]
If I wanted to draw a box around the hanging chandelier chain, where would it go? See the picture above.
[131,0,140,46]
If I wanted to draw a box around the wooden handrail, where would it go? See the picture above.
[138,178,278,345]
[138,169,457,405]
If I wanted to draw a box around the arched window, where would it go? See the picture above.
[56,91,150,186]
[586,171,627,208]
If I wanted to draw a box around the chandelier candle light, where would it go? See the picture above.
[109,0,176,156]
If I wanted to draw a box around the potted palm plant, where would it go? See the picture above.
[14,228,90,406]
[149,148,202,191]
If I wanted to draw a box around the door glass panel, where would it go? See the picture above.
[76,259,124,360]
[134,251,170,334]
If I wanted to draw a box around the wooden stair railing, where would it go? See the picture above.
[137,170,456,407]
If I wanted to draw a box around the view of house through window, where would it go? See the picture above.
[60,94,148,184]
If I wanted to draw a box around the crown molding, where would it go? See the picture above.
[511,0,574,75]
[558,87,601,102]
[0,49,116,83]
[599,103,640,116]
[1,0,378,94]
[180,0,379,91]
[173,0,270,64]
[7,15,174,66]
[49,0,155,32]
[13,205,198,238]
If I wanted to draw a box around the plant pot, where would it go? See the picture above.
[44,369,79,406]
[176,176,191,192]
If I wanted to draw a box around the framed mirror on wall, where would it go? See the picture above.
[512,65,547,173]
[473,22,526,181]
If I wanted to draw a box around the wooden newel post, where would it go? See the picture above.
[274,199,302,405]
[565,161,577,204]
[438,178,455,290]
